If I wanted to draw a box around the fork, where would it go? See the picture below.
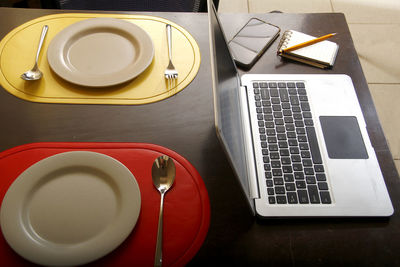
[164,24,178,84]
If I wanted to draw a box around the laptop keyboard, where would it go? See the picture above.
[253,81,331,205]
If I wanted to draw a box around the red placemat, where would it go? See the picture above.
[0,142,210,266]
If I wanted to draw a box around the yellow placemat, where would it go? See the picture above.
[0,13,201,105]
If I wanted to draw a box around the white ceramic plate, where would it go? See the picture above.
[0,151,141,266]
[47,18,154,87]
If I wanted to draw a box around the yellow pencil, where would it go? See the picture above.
[280,33,337,53]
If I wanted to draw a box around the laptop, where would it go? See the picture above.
[207,0,393,217]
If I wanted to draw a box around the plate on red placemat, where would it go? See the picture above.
[0,151,141,266]
[0,142,210,266]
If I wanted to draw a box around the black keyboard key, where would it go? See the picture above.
[294,172,304,179]
[288,139,298,146]
[253,82,260,88]
[268,136,277,143]
[298,89,306,95]
[288,88,297,95]
[260,82,268,88]
[277,133,287,140]
[303,111,312,118]
[270,152,280,159]
[269,144,278,151]
[282,157,291,165]
[276,196,287,204]
[296,181,306,189]
[282,165,293,173]
[320,191,332,204]
[263,156,270,163]
[261,89,270,99]
[264,164,271,171]
[302,159,312,166]
[287,82,295,88]
[266,180,273,187]
[284,113,293,120]
[284,174,294,182]
[265,172,272,178]
[285,183,296,191]
[262,100,271,107]
[272,169,282,176]
[306,176,316,184]
[301,102,310,111]
[265,121,275,128]
[269,82,277,88]
[270,89,279,97]
[298,135,307,142]
[267,188,275,195]
[274,178,284,186]
[314,165,324,172]
[264,114,274,121]
[293,113,303,120]
[296,82,305,88]
[278,82,287,88]
[291,155,301,162]
[318,182,329,190]
[308,185,320,204]
[293,164,303,171]
[278,141,288,148]
[275,186,285,194]
[280,149,290,156]
[271,160,281,168]
[306,126,323,164]
[287,192,298,204]
[301,151,311,158]
[279,88,289,102]
[276,126,285,133]
[255,94,261,101]
[316,173,326,181]
[275,118,284,125]
[298,190,309,203]
[261,141,267,148]
[304,168,314,175]
[282,102,291,109]
[304,119,314,126]
[299,95,308,101]
[269,196,276,204]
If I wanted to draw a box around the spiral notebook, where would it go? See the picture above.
[278,30,339,69]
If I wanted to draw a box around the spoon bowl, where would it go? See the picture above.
[151,155,175,267]
[21,25,48,81]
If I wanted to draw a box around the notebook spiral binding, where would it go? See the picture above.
[278,30,293,51]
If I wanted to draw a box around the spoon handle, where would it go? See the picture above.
[154,192,165,267]
[35,25,48,65]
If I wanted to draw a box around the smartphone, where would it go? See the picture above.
[228,18,280,69]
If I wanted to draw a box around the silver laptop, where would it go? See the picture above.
[207,0,393,217]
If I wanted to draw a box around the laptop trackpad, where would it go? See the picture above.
[319,116,368,159]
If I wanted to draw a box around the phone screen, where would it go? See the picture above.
[228,18,280,69]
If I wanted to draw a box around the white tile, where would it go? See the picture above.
[218,0,248,13]
[369,84,400,159]
[349,23,400,84]
[332,0,400,24]
[249,0,332,13]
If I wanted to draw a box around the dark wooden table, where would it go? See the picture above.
[0,8,399,266]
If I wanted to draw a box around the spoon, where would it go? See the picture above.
[21,25,48,81]
[151,155,176,267]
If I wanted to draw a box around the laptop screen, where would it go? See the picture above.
[208,0,251,198]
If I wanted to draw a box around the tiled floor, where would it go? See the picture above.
[219,0,400,175]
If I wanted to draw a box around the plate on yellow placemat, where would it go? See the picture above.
[0,14,201,105]
[47,17,154,87]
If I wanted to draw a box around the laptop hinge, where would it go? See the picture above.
[240,85,260,199]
